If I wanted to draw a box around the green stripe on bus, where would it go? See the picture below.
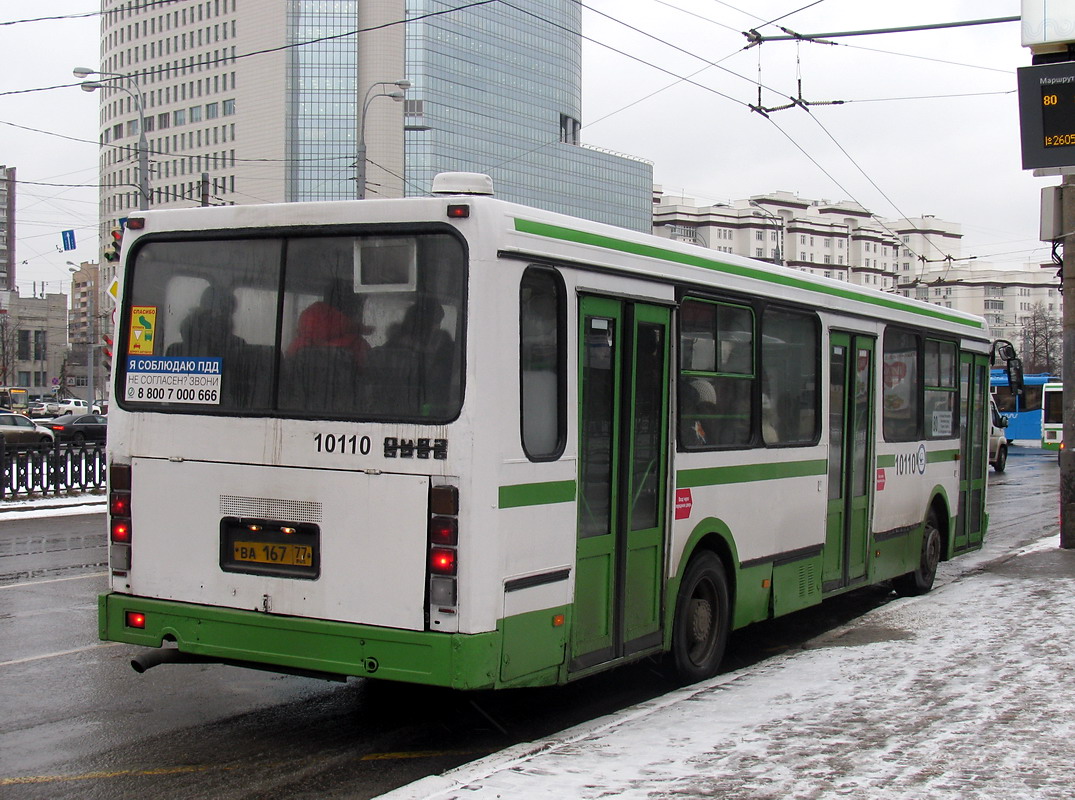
[927,449,959,463]
[877,455,896,468]
[677,459,828,489]
[513,218,985,330]
[499,480,577,509]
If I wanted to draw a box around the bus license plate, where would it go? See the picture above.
[232,541,313,567]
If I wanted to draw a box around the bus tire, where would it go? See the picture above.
[892,510,942,597]
[992,444,1007,473]
[668,550,729,685]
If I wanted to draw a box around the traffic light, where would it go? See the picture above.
[103,228,123,262]
[101,334,113,378]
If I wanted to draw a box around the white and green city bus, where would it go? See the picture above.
[1042,381,1063,452]
[99,174,1019,688]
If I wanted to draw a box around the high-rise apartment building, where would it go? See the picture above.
[653,189,906,291]
[653,187,1063,346]
[0,166,14,291]
[93,0,652,236]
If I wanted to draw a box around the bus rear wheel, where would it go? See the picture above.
[669,550,729,685]
[892,510,942,597]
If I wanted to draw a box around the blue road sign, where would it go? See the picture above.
[61,230,76,251]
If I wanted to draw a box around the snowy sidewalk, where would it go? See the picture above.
[0,493,105,521]
[380,535,1075,799]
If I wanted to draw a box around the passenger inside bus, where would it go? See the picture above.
[366,295,454,416]
[167,285,264,405]
[281,280,370,412]
[170,285,247,358]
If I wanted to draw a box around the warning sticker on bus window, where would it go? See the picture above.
[124,356,223,404]
[128,306,157,355]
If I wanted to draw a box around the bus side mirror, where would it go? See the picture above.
[991,339,1023,396]
[994,342,1017,363]
[1006,357,1024,398]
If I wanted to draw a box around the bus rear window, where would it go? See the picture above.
[120,232,466,422]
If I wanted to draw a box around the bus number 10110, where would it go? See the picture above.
[314,433,372,456]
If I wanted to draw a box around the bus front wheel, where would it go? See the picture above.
[892,510,942,597]
[669,550,729,685]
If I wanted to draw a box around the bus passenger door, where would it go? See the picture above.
[955,353,989,551]
[824,333,875,591]
[572,297,671,672]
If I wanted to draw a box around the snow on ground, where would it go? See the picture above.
[0,493,105,521]
[382,534,1075,800]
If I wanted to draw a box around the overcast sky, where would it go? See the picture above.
[0,0,1046,298]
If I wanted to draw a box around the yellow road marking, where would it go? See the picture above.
[360,749,485,761]
[0,764,237,785]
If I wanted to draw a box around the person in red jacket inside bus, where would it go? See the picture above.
[287,280,369,366]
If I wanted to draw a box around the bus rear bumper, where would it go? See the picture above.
[98,592,502,690]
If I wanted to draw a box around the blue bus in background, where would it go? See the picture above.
[990,371,1055,441]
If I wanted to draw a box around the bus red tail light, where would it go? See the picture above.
[111,518,132,543]
[430,548,457,575]
[428,484,460,621]
[110,492,131,517]
[109,463,133,575]
[430,517,457,545]
[125,611,146,629]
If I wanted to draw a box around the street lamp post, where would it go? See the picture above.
[749,201,784,266]
[357,79,410,200]
[74,66,149,211]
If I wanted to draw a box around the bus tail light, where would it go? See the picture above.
[430,548,457,575]
[428,484,459,622]
[430,517,457,545]
[110,463,133,575]
[111,518,131,543]
[125,610,146,629]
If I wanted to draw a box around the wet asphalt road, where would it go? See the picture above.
[0,445,1058,799]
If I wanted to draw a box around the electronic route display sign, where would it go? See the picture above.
[1018,60,1075,170]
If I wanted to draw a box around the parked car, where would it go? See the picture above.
[27,401,50,418]
[0,412,55,446]
[44,414,107,444]
[45,398,102,416]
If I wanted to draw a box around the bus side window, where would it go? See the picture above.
[761,307,819,446]
[678,298,754,449]
[520,267,564,460]
[883,329,921,442]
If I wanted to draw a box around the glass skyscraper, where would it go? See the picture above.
[403,0,652,231]
[94,0,652,234]
[286,2,360,202]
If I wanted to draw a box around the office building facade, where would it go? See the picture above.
[93,0,651,234]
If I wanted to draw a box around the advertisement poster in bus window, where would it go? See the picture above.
[883,349,917,438]
[128,306,157,355]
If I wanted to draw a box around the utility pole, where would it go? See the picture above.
[1062,175,1075,548]
[1016,5,1075,549]
[87,274,96,411]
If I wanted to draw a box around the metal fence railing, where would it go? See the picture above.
[0,441,106,500]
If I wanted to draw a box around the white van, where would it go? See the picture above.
[989,398,1009,472]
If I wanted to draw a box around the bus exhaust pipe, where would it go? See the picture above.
[130,648,211,673]
[129,649,346,682]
